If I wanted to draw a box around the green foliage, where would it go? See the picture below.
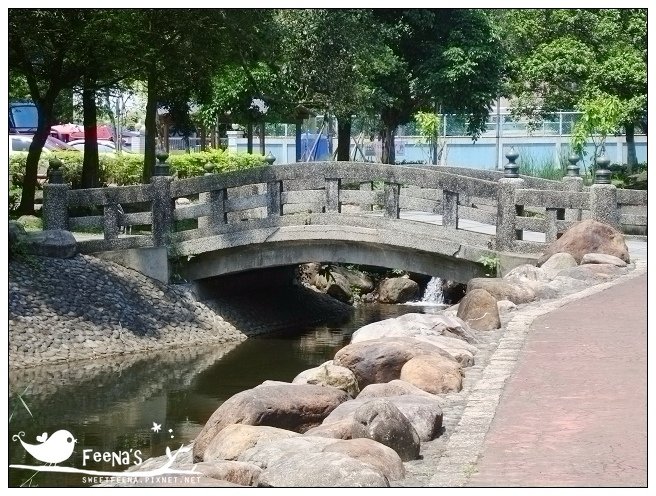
[477,254,500,277]
[516,149,565,180]
[571,93,623,158]
[9,187,22,212]
[9,150,266,188]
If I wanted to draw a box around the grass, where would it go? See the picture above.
[516,148,565,181]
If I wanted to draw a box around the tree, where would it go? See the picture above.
[9,10,98,213]
[500,9,646,171]
[372,9,506,163]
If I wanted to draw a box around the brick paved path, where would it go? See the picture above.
[468,275,647,487]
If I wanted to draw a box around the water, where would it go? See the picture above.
[8,303,433,488]
[421,277,444,305]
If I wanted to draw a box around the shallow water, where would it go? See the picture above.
[8,302,442,488]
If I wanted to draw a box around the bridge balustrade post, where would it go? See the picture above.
[359,182,373,212]
[267,180,282,217]
[442,190,459,229]
[42,184,70,230]
[545,207,565,242]
[589,184,619,228]
[495,177,524,251]
[103,202,121,240]
[151,175,173,247]
[325,178,341,213]
[562,177,583,222]
[198,164,226,229]
[384,182,400,219]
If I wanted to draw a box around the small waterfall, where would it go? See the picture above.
[421,277,444,305]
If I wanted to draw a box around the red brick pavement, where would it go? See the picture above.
[469,274,647,487]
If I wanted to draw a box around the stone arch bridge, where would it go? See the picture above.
[42,162,646,283]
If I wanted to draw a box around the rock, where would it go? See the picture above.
[194,383,350,462]
[497,299,517,314]
[400,354,463,394]
[352,312,479,345]
[333,337,458,388]
[257,451,389,487]
[305,418,354,439]
[322,394,443,442]
[441,280,467,304]
[195,460,263,486]
[540,252,578,278]
[557,264,624,282]
[504,264,548,283]
[239,436,337,468]
[203,424,300,462]
[457,289,501,331]
[580,253,628,267]
[467,278,536,304]
[293,360,359,397]
[331,266,375,293]
[314,271,352,303]
[537,219,630,265]
[351,399,421,461]
[358,380,434,399]
[324,438,405,481]
[9,221,26,244]
[377,278,420,304]
[22,230,77,258]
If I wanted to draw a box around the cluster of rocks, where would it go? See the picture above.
[455,220,632,332]
[298,263,424,305]
[118,219,636,487]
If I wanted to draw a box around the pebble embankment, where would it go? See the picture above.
[9,255,352,369]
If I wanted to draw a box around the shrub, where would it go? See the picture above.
[9,149,268,187]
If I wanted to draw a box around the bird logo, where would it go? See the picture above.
[12,430,77,465]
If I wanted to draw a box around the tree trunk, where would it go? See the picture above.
[336,116,352,161]
[143,67,158,183]
[17,96,56,215]
[380,125,395,165]
[81,80,99,188]
[625,122,637,174]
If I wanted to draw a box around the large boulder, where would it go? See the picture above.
[352,312,479,345]
[351,399,421,461]
[504,264,548,283]
[22,229,77,258]
[239,436,335,469]
[378,277,420,304]
[540,252,578,278]
[400,355,464,394]
[293,360,359,397]
[457,289,501,331]
[358,380,434,399]
[557,264,625,283]
[537,219,630,265]
[195,460,263,486]
[315,271,353,303]
[194,383,350,462]
[331,266,375,293]
[323,438,405,481]
[467,278,536,304]
[322,394,443,442]
[257,451,389,487]
[333,337,458,388]
[304,418,354,439]
[203,424,300,462]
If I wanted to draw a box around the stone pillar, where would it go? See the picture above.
[103,202,121,240]
[589,184,619,228]
[325,178,341,213]
[544,207,565,242]
[562,176,583,222]
[42,184,70,230]
[442,190,459,229]
[359,181,373,212]
[495,177,524,251]
[384,182,400,219]
[199,189,226,229]
[151,175,173,247]
[267,180,282,217]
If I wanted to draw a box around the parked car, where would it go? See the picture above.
[9,134,76,154]
[67,139,134,154]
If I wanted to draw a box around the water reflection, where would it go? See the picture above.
[8,303,427,487]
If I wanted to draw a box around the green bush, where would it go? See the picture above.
[9,149,268,187]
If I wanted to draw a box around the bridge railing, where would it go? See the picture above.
[42,160,646,255]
